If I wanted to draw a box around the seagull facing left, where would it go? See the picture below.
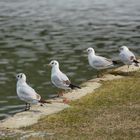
[87,47,117,77]
[48,60,81,94]
[16,73,47,111]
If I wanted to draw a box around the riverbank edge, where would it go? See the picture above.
[0,63,140,139]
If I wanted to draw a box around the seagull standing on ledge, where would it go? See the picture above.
[119,46,139,69]
[87,47,117,77]
[48,60,81,96]
[16,73,47,111]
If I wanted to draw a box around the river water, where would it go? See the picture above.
[0,0,140,119]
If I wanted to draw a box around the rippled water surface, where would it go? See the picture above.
[0,0,140,119]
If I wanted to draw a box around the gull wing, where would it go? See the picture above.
[93,55,113,68]
[52,71,70,88]
[18,85,40,101]
[127,50,136,60]
[120,50,135,62]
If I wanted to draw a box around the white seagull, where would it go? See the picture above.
[16,73,47,111]
[87,47,117,77]
[48,60,81,95]
[119,46,139,68]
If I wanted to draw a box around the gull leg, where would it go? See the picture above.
[128,65,129,69]
[127,65,129,75]
[97,70,103,78]
[25,103,28,111]
[25,103,30,111]
[100,70,104,77]
[97,70,100,78]
[63,98,70,104]
[58,90,64,97]
[28,103,31,110]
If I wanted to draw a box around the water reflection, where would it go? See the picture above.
[0,0,140,119]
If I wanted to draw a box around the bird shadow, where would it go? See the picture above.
[109,71,137,77]
[17,107,43,114]
[27,110,42,113]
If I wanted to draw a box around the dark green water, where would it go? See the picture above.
[0,0,140,119]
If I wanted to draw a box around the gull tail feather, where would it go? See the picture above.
[69,84,81,89]
[133,60,139,67]
[112,60,118,65]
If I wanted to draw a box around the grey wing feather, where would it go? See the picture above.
[120,50,135,61]
[18,85,40,101]
[59,72,70,82]
[127,51,136,59]
[52,72,70,87]
[94,56,113,67]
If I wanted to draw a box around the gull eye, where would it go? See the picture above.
[20,74,22,78]
[17,75,19,78]
[52,62,54,65]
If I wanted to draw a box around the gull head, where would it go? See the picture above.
[16,73,26,81]
[87,47,95,55]
[49,60,59,68]
[120,46,129,52]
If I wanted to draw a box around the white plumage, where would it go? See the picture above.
[16,73,41,110]
[119,46,138,66]
[49,60,80,90]
[87,47,114,70]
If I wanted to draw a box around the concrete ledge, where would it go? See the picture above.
[0,82,102,129]
[63,82,101,101]
[115,63,140,72]
[0,103,69,129]
[0,63,139,132]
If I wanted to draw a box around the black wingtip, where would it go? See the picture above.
[133,59,139,63]
[133,60,139,67]
[69,84,81,89]
[112,60,118,65]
